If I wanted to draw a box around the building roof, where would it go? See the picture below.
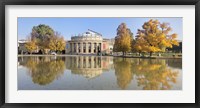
[18,39,29,43]
[88,29,102,36]
[72,29,102,38]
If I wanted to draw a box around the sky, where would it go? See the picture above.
[18,17,182,41]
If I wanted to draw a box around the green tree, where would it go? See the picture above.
[31,24,55,54]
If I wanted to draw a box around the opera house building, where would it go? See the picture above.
[65,29,114,55]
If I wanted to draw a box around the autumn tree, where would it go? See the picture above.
[134,19,179,56]
[133,29,148,56]
[31,24,55,54]
[25,37,37,54]
[127,28,135,52]
[49,32,66,54]
[114,23,133,56]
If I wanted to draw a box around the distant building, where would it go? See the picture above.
[18,39,39,54]
[101,38,115,55]
[65,29,114,55]
[18,39,29,54]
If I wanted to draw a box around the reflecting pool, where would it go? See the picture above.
[18,56,182,90]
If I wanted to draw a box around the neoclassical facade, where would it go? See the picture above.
[66,29,113,55]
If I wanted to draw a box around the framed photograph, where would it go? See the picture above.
[0,0,199,107]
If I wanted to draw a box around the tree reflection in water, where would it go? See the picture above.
[113,58,179,90]
[18,56,181,90]
[21,56,65,85]
[114,58,133,89]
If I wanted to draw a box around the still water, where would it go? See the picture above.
[18,56,182,90]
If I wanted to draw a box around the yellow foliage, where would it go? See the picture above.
[134,19,179,55]
[25,40,37,54]
[114,23,132,54]
[49,36,66,52]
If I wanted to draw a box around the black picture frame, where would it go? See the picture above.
[0,0,199,107]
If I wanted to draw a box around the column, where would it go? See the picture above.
[91,42,94,53]
[81,42,83,53]
[70,43,72,54]
[71,43,74,54]
[94,43,96,53]
[76,43,79,53]
[96,43,98,53]
[74,43,76,53]
[86,42,89,54]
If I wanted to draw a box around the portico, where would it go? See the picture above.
[66,29,103,55]
[70,42,102,54]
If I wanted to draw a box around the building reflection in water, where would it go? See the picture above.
[65,56,113,79]
[18,56,181,90]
